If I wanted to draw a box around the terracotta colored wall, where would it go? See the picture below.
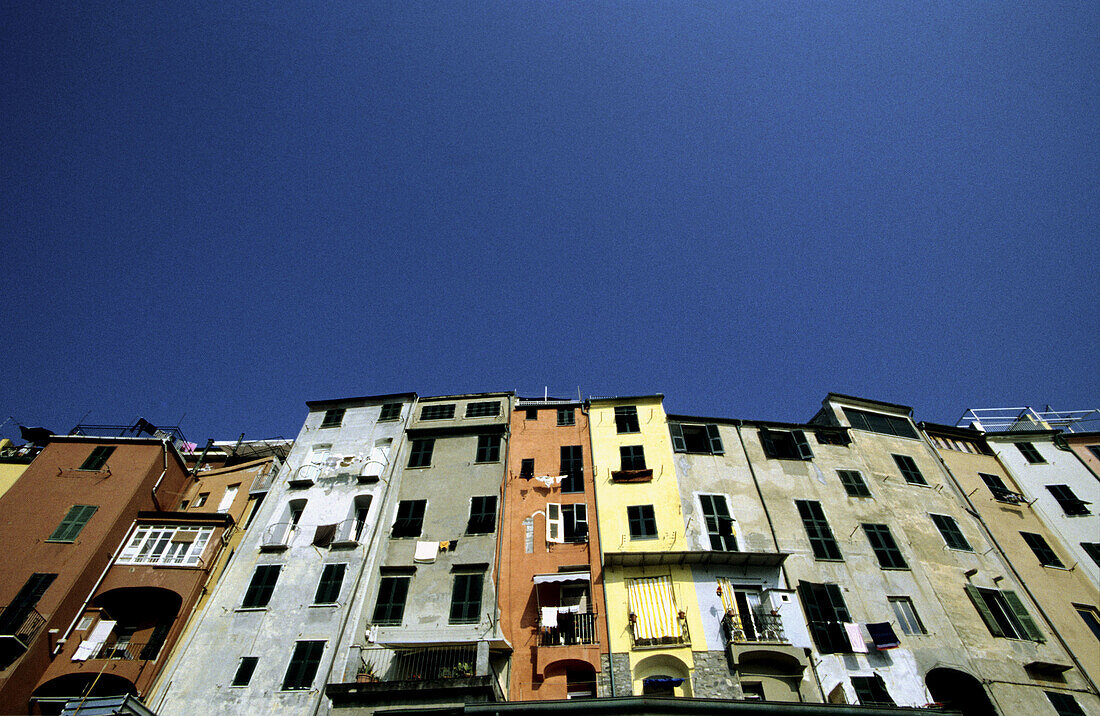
[499,402,604,700]
[0,439,190,712]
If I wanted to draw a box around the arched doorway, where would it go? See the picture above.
[926,667,996,716]
[633,653,692,697]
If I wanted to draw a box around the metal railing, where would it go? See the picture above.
[537,611,598,646]
[358,643,478,682]
[629,613,690,648]
[260,522,297,550]
[332,518,362,546]
[0,606,44,645]
[88,640,162,661]
[722,609,787,644]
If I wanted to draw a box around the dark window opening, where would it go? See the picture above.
[372,576,410,626]
[320,409,345,429]
[465,401,500,418]
[627,505,657,539]
[619,445,646,471]
[700,495,737,551]
[614,406,640,433]
[282,640,325,690]
[392,500,427,538]
[670,423,724,454]
[1047,485,1090,516]
[1014,442,1046,464]
[561,445,583,493]
[863,524,908,569]
[797,581,852,653]
[408,438,434,468]
[449,573,483,624]
[557,408,575,426]
[475,434,501,463]
[1021,532,1064,568]
[420,404,456,421]
[842,408,917,438]
[79,446,115,471]
[837,470,871,497]
[892,454,927,485]
[232,656,259,686]
[759,429,813,460]
[796,500,842,561]
[378,403,402,421]
[314,564,346,604]
[931,514,973,551]
[466,496,497,534]
[852,675,895,706]
[520,458,535,479]
[242,565,280,608]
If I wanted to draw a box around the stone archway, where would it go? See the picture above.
[926,667,996,716]
[633,653,692,697]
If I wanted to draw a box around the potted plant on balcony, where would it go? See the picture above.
[356,659,378,683]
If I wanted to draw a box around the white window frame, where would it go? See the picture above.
[117,525,214,567]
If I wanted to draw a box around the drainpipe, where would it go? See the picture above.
[584,400,616,697]
[150,439,170,512]
[916,423,1100,697]
[55,521,139,655]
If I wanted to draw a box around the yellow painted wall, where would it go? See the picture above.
[0,461,28,500]
[589,397,705,691]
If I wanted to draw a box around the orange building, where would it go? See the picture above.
[498,397,605,700]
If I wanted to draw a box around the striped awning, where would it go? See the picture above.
[717,577,737,613]
[533,572,590,584]
[627,576,681,640]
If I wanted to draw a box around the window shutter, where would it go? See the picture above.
[759,430,777,458]
[794,431,814,460]
[965,585,1005,637]
[706,424,725,454]
[1001,590,1044,642]
[216,485,238,513]
[669,424,686,453]
[546,504,563,543]
[574,504,588,537]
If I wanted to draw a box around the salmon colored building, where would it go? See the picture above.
[0,430,193,714]
[498,397,604,700]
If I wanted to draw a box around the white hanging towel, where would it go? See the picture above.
[414,541,438,563]
[844,622,868,653]
[535,475,566,488]
[541,607,559,628]
[73,620,116,661]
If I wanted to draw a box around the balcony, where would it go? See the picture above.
[260,522,297,551]
[328,642,501,708]
[629,611,690,649]
[0,605,44,669]
[330,519,362,548]
[722,609,786,644]
[537,611,598,646]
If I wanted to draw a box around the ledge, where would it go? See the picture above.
[605,551,788,568]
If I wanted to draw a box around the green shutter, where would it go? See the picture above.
[794,431,814,460]
[49,505,97,541]
[759,430,776,458]
[706,424,725,454]
[1002,590,1044,642]
[669,424,686,452]
[965,585,1005,637]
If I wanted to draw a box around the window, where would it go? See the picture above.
[837,470,871,497]
[378,402,402,421]
[0,574,57,639]
[1014,441,1046,464]
[1088,445,1100,461]
[892,454,927,485]
[557,408,575,426]
[627,505,657,539]
[797,581,852,653]
[392,500,427,538]
[888,597,926,635]
[193,493,209,508]
[242,565,280,608]
[407,438,434,468]
[979,473,1023,503]
[232,656,259,686]
[815,429,851,446]
[352,496,372,541]
[475,434,501,463]
[465,401,500,418]
[525,408,538,420]
[930,514,972,551]
[670,423,724,454]
[842,408,917,438]
[863,524,908,569]
[216,484,240,513]
[1083,543,1100,568]
[79,446,115,470]
[759,429,813,460]
[282,640,325,690]
[1046,692,1086,716]
[117,525,214,566]
[851,675,895,706]
[519,458,535,479]
[619,445,646,471]
[965,585,1044,641]
[289,499,306,525]
[614,406,640,433]
[466,496,497,534]
[795,500,842,561]
[372,576,410,625]
[1047,485,1090,516]
[48,505,98,542]
[420,404,455,420]
[1075,605,1100,642]
[699,495,737,551]
[320,409,345,429]
[561,446,583,492]
[545,503,588,543]
[314,564,346,604]
[1020,532,1064,568]
[449,573,483,624]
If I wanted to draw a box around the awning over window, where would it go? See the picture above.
[533,572,590,584]
[627,576,681,640]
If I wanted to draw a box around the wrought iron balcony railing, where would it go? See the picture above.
[357,643,479,682]
[537,610,598,646]
[722,608,787,644]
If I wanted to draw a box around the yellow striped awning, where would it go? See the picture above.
[717,577,737,613]
[627,576,681,640]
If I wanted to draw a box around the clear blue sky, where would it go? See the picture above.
[2,2,1096,443]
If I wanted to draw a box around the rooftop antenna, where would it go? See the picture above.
[544,386,548,401]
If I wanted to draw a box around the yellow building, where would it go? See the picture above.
[0,439,39,499]
[589,396,706,697]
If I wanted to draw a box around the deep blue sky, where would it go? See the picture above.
[2,2,1096,443]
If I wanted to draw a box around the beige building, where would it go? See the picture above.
[922,422,1100,707]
